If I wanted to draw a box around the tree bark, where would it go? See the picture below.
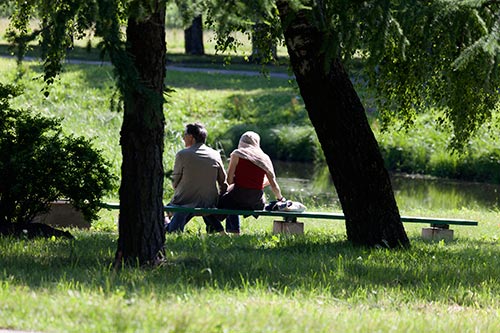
[184,15,204,55]
[276,0,409,248]
[116,3,166,265]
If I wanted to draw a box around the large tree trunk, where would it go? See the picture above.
[276,0,409,248]
[115,3,167,265]
[184,15,204,55]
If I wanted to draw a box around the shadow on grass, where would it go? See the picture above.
[1,231,499,302]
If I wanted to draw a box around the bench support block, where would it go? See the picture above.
[33,201,90,229]
[273,221,304,235]
[422,227,454,242]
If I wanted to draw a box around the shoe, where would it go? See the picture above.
[163,216,171,232]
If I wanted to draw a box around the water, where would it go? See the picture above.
[273,161,500,211]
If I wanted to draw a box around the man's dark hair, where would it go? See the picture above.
[185,123,207,143]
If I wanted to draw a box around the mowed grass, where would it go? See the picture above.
[1,208,499,333]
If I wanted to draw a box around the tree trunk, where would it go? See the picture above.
[116,3,166,265]
[276,0,409,248]
[250,23,277,63]
[184,15,204,55]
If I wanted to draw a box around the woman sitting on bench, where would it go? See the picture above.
[218,131,284,234]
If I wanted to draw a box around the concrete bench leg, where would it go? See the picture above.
[273,221,304,235]
[33,201,90,229]
[421,227,454,241]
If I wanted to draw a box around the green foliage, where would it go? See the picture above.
[214,124,320,162]
[209,0,500,152]
[4,0,162,103]
[376,110,500,184]
[265,125,319,161]
[200,0,500,152]
[212,89,321,162]
[368,1,500,149]
[430,149,500,184]
[0,82,116,225]
[204,0,284,65]
[380,144,430,175]
[165,2,184,28]
[0,2,14,16]
[171,0,204,27]
[5,0,500,155]
[5,56,500,185]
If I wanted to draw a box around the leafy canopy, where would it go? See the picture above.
[205,0,500,148]
[369,0,500,148]
[5,0,500,147]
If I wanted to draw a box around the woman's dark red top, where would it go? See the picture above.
[234,158,266,189]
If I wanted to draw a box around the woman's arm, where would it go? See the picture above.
[226,154,239,185]
[263,175,270,187]
[266,173,283,200]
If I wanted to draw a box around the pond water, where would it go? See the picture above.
[273,161,500,211]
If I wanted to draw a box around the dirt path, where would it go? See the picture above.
[1,55,294,79]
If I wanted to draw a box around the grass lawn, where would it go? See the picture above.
[1,207,499,332]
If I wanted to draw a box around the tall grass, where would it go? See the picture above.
[377,112,500,183]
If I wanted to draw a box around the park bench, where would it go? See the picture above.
[102,203,478,241]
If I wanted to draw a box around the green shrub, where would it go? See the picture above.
[455,152,500,183]
[379,134,431,174]
[0,83,117,225]
[214,124,320,162]
[212,123,260,159]
[264,126,319,162]
[428,151,459,178]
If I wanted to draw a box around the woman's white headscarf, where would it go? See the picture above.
[230,131,276,180]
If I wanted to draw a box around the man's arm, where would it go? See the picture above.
[216,155,228,194]
[171,152,183,189]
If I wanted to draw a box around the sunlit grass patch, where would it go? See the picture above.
[1,217,499,332]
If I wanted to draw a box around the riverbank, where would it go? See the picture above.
[1,51,499,187]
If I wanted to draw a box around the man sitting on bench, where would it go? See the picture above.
[166,123,228,233]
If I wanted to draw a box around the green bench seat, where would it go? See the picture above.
[102,203,478,229]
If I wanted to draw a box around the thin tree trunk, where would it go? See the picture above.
[184,15,204,55]
[250,23,277,63]
[115,3,166,265]
[276,0,409,248]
